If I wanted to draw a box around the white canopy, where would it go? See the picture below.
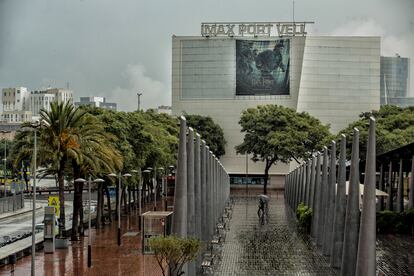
[341,181,388,197]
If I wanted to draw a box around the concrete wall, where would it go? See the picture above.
[172,35,380,187]
[296,36,380,133]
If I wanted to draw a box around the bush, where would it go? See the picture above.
[395,209,414,235]
[296,202,312,233]
[149,235,201,276]
[377,209,414,235]
[377,210,399,234]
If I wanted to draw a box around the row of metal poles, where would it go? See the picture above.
[285,117,377,276]
[172,116,231,274]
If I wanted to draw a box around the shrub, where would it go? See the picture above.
[376,209,414,235]
[377,210,399,234]
[149,235,201,276]
[395,209,414,235]
[296,202,312,233]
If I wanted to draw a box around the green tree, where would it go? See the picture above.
[13,102,108,237]
[338,105,414,159]
[70,113,123,238]
[235,105,331,194]
[185,114,226,158]
[149,235,201,276]
[80,106,179,214]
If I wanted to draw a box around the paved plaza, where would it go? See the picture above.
[216,191,336,276]
[1,190,413,275]
[215,190,414,276]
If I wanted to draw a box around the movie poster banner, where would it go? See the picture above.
[236,39,290,95]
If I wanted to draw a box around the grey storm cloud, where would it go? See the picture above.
[0,0,413,111]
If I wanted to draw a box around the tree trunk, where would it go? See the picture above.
[100,185,105,225]
[128,187,132,212]
[71,182,83,240]
[115,180,119,221]
[122,186,127,214]
[133,186,136,210]
[58,160,66,238]
[71,162,82,241]
[79,203,84,236]
[23,165,29,191]
[96,184,102,229]
[104,184,112,222]
[263,159,272,195]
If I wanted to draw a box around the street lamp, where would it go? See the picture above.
[75,177,104,268]
[108,172,131,246]
[19,122,40,276]
[0,130,11,198]
[31,128,37,276]
[137,92,142,111]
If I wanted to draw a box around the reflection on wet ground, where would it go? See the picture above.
[0,203,163,276]
[216,190,414,276]
[216,191,336,275]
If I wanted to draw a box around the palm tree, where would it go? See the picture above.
[13,102,120,238]
[70,114,122,239]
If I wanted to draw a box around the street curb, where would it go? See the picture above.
[0,205,43,220]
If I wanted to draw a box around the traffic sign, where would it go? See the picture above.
[48,196,60,216]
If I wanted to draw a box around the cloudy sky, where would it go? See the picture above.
[0,0,413,111]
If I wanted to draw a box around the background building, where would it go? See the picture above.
[1,87,32,123]
[380,55,413,107]
[172,32,380,188]
[157,105,172,115]
[74,96,117,111]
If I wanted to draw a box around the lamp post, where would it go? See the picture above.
[137,92,142,111]
[3,139,6,196]
[75,177,104,267]
[31,128,37,276]
[20,122,40,276]
[108,172,131,246]
[0,130,11,197]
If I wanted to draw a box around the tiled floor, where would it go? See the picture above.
[215,191,336,276]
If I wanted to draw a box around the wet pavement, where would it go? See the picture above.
[1,189,413,276]
[377,234,414,275]
[215,189,414,276]
[0,202,164,276]
[215,190,336,276]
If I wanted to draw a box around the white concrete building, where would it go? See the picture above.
[75,96,117,111]
[157,105,172,115]
[30,91,56,116]
[172,32,380,188]
[1,87,32,123]
[30,88,73,116]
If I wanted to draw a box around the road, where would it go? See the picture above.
[0,199,80,247]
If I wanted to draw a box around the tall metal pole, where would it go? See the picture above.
[138,169,142,231]
[246,154,248,197]
[118,172,121,246]
[31,129,37,276]
[153,169,157,211]
[137,93,142,111]
[88,176,92,267]
[4,139,7,196]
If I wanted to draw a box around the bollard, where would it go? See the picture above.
[341,128,360,276]
[356,117,377,276]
